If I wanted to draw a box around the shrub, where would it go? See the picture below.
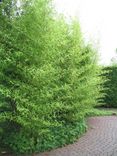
[2,120,86,154]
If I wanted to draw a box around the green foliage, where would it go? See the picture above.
[2,120,86,154]
[101,65,117,107]
[0,0,102,154]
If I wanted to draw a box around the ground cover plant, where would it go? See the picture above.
[0,0,102,154]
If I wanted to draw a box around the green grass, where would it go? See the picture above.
[85,108,117,117]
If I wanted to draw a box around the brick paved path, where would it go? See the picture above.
[36,116,117,156]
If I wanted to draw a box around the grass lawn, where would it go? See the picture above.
[85,108,117,117]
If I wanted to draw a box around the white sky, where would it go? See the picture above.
[54,0,117,65]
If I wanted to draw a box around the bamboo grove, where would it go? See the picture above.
[0,0,102,154]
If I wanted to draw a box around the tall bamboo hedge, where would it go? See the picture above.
[0,0,102,154]
[101,65,117,108]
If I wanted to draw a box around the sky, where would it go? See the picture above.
[54,0,117,65]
